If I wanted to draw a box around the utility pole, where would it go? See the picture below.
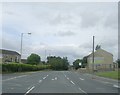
[92,36,95,79]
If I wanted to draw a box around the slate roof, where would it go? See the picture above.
[85,48,113,58]
[0,49,21,56]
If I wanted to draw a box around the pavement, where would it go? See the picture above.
[2,71,119,94]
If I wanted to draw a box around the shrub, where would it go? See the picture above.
[2,63,51,72]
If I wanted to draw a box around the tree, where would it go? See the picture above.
[27,53,41,65]
[73,59,82,70]
[95,45,101,50]
[47,56,69,70]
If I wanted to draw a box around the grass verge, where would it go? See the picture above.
[96,70,120,80]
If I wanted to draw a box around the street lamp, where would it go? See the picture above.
[20,33,31,63]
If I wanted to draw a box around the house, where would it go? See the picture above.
[85,48,113,71]
[0,49,21,63]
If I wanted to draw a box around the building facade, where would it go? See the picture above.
[86,49,113,71]
[0,49,21,63]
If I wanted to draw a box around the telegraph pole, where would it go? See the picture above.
[92,36,95,79]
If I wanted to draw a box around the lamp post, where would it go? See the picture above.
[20,33,31,63]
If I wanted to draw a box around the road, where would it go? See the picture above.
[2,71,119,94]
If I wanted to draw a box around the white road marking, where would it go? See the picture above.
[55,77,57,80]
[25,86,35,95]
[78,87,87,94]
[67,77,69,80]
[3,75,27,81]
[43,77,46,79]
[39,80,42,83]
[52,79,54,80]
[70,81,75,85]
[46,75,49,77]
[64,75,67,77]
[79,78,84,80]
[113,84,120,88]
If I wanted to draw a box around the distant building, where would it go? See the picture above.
[0,49,21,63]
[21,59,27,64]
[85,49,113,71]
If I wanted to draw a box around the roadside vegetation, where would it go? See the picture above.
[2,63,51,73]
[2,53,69,73]
[73,57,87,70]
[96,71,120,80]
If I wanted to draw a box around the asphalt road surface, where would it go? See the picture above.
[2,71,119,94]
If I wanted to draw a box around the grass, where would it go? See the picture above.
[96,70,120,80]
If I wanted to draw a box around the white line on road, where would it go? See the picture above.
[43,77,46,79]
[55,77,57,80]
[78,87,87,94]
[25,86,35,95]
[39,80,42,83]
[52,79,54,80]
[79,78,84,80]
[67,77,69,80]
[3,75,27,81]
[113,84,120,88]
[70,81,75,85]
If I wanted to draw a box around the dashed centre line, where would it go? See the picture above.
[70,80,75,85]
[43,77,46,79]
[39,80,42,83]
[67,77,69,80]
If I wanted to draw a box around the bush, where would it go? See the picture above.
[2,63,51,72]
[27,53,41,65]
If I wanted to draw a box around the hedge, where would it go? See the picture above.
[2,63,51,72]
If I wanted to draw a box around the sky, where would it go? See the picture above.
[1,2,118,64]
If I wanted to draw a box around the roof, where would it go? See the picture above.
[85,48,113,58]
[0,49,21,56]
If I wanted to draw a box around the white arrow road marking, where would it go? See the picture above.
[55,77,57,80]
[25,86,35,95]
[79,78,84,80]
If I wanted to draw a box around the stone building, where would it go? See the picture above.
[85,49,113,71]
[0,49,21,63]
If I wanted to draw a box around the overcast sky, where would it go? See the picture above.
[2,2,118,63]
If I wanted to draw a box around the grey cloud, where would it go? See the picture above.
[104,13,118,29]
[80,12,101,28]
[55,30,76,37]
[49,13,81,26]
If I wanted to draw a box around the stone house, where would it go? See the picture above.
[0,49,21,63]
[85,49,113,71]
